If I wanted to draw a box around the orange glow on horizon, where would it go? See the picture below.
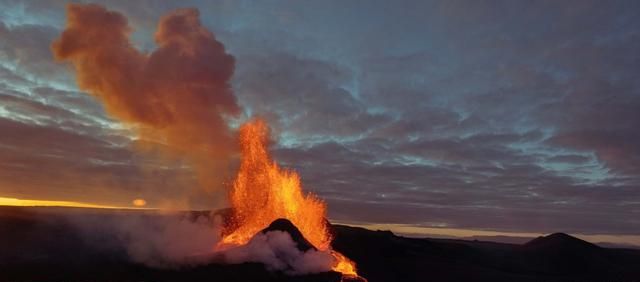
[0,196,151,210]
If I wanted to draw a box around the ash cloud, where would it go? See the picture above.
[51,3,239,198]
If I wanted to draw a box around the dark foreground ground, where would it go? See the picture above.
[0,206,639,282]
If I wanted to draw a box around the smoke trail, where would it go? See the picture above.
[52,4,239,202]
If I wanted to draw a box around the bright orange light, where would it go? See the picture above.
[331,250,358,276]
[218,119,357,275]
[0,196,125,209]
[132,198,147,207]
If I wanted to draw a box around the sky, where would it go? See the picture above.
[0,0,639,241]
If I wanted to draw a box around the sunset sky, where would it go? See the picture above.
[0,1,639,243]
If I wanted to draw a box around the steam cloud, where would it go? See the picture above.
[52,4,240,198]
[67,211,223,267]
[68,213,333,274]
[223,231,335,274]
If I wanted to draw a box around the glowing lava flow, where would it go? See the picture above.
[219,119,357,276]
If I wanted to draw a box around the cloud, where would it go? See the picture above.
[234,53,391,140]
[51,3,240,197]
[272,134,640,235]
[0,20,68,82]
[1,0,639,236]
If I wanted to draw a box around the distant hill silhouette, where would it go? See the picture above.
[516,233,618,277]
[330,226,640,282]
[1,206,639,282]
[524,232,599,249]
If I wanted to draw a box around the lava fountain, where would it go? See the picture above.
[218,119,357,276]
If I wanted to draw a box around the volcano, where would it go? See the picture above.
[260,218,318,252]
[242,218,367,281]
[218,217,368,280]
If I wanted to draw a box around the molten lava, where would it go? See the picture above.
[219,119,357,276]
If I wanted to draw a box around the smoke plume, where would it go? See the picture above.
[66,211,223,267]
[52,4,239,200]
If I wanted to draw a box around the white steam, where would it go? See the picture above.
[114,214,222,267]
[66,212,333,274]
[67,211,222,267]
[222,230,334,275]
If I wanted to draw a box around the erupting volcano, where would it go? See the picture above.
[219,119,358,276]
[50,3,359,279]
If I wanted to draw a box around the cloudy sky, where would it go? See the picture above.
[0,0,639,240]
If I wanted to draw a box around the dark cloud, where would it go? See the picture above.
[274,138,640,235]
[234,53,392,139]
[0,20,69,82]
[1,0,639,236]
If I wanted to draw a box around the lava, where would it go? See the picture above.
[218,119,358,276]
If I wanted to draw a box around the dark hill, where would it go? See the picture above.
[524,232,600,250]
[516,232,617,277]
